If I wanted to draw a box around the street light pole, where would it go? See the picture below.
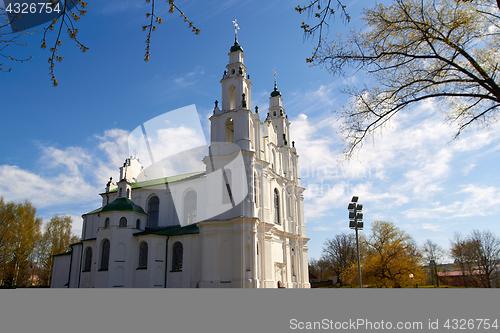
[348,196,363,288]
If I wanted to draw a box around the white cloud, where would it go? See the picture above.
[290,88,500,234]
[94,129,130,185]
[312,225,335,232]
[422,223,442,232]
[0,164,97,208]
[173,66,205,87]
[0,128,134,212]
[463,163,476,175]
[403,184,500,219]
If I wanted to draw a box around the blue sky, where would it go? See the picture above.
[1,0,500,263]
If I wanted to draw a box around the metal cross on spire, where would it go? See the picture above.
[233,19,240,42]
[273,67,277,88]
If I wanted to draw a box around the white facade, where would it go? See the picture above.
[51,39,310,288]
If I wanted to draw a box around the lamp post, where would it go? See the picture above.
[348,196,363,288]
[409,273,414,288]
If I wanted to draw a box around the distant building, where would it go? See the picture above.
[437,270,488,288]
[51,34,310,288]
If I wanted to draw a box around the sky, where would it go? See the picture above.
[1,0,500,263]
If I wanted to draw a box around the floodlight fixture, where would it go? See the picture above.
[348,196,363,288]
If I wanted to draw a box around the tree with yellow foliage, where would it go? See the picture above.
[36,215,80,286]
[345,221,426,288]
[0,198,42,287]
[0,197,80,287]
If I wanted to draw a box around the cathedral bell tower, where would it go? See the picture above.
[220,37,252,112]
[266,71,290,148]
[210,20,256,153]
[203,20,259,222]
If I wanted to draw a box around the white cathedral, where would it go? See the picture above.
[51,34,310,288]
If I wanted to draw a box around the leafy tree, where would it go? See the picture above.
[0,198,81,287]
[361,221,426,288]
[300,0,500,156]
[0,197,16,285]
[321,233,358,286]
[0,198,42,287]
[37,215,80,286]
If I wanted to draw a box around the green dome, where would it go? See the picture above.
[230,41,243,53]
[270,86,281,97]
[100,197,146,214]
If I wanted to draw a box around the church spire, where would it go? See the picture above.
[233,19,240,44]
[230,19,243,53]
[271,67,281,98]
[220,20,252,112]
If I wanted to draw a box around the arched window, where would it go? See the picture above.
[83,247,92,272]
[225,118,234,143]
[274,188,280,224]
[136,219,141,229]
[172,242,183,272]
[126,188,130,199]
[254,171,259,207]
[291,248,296,276]
[119,217,127,227]
[100,239,110,271]
[183,190,197,225]
[147,195,159,228]
[222,169,232,204]
[104,218,110,228]
[119,188,123,197]
[229,85,235,110]
[138,242,148,268]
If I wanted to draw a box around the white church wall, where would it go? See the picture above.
[50,36,310,289]
[51,254,71,288]
[82,213,100,240]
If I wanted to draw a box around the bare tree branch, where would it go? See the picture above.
[309,0,500,158]
[295,0,350,62]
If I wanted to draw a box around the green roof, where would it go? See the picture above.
[230,41,243,52]
[270,86,281,97]
[106,171,205,193]
[52,251,72,257]
[85,171,205,216]
[100,197,146,214]
[132,171,205,189]
[83,207,102,216]
[134,223,199,237]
